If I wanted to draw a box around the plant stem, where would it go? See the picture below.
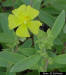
[14,45,18,53]
[30,0,32,6]
[42,49,49,72]
[44,59,48,72]
[31,34,34,47]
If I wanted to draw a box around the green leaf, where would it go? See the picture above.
[44,0,66,14]
[53,54,66,64]
[23,0,30,5]
[0,72,16,75]
[22,39,32,48]
[42,6,59,15]
[0,13,11,33]
[0,13,18,45]
[54,38,64,54]
[2,0,23,7]
[0,51,25,67]
[6,72,16,75]
[14,0,24,8]
[18,47,37,56]
[59,66,66,72]
[48,62,65,72]
[0,32,17,43]
[63,24,66,33]
[51,0,66,12]
[39,10,55,27]
[2,0,14,6]
[51,10,65,39]
[0,0,2,2]
[44,0,55,5]
[10,54,41,72]
[0,72,5,75]
[32,0,41,10]
[0,58,9,67]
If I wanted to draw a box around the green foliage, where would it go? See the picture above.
[44,0,66,12]
[0,13,18,47]
[32,0,41,10]
[54,38,64,54]
[0,32,17,43]
[63,24,66,33]
[0,72,16,75]
[0,13,11,33]
[39,10,55,27]
[37,10,65,50]
[0,0,66,74]
[0,51,25,67]
[21,39,32,48]
[10,54,41,72]
[51,10,65,39]
[18,47,37,56]
[37,29,54,50]
[2,0,15,6]
[53,54,66,64]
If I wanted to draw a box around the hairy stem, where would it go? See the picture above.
[42,49,49,72]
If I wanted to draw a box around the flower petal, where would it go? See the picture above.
[27,5,39,19]
[12,5,27,24]
[28,21,42,35]
[12,5,27,17]
[8,14,21,29]
[16,24,30,37]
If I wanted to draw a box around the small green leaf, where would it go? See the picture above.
[10,54,41,72]
[51,10,65,39]
[22,39,32,48]
[37,29,54,49]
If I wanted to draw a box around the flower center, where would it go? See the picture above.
[24,21,27,24]
[23,16,30,24]
[25,16,29,19]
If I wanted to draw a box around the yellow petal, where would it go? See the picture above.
[16,24,30,37]
[28,21,42,35]
[8,14,21,29]
[27,5,39,19]
[12,5,27,24]
[12,4,26,17]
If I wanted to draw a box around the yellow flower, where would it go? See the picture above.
[8,4,42,37]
